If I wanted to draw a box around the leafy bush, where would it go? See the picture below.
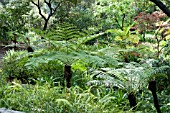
[0,83,129,113]
[2,49,64,85]
[1,81,169,113]
[2,46,118,86]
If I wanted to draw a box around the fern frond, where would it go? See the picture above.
[47,23,86,41]
[77,32,105,45]
[88,62,153,93]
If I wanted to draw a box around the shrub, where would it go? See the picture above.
[2,49,64,85]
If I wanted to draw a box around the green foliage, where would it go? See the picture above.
[67,4,96,30]
[2,50,31,83]
[2,49,63,85]
[2,45,119,85]
[0,83,130,113]
[93,0,137,31]
[0,0,170,113]
[107,25,140,48]
[46,23,84,41]
[0,0,31,43]
[1,81,169,113]
[88,58,170,90]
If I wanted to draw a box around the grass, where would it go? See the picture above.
[0,79,169,113]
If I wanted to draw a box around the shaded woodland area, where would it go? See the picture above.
[0,0,170,113]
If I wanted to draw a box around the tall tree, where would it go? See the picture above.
[31,0,77,30]
[31,0,62,30]
[150,0,170,17]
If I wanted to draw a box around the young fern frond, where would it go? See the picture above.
[46,23,86,41]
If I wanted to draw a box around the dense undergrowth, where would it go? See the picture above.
[0,82,169,113]
[0,37,170,112]
[0,0,170,113]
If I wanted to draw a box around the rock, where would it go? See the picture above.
[0,108,25,113]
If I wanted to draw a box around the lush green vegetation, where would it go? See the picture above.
[0,0,170,113]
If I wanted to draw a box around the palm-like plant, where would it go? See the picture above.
[87,59,169,111]
[2,23,119,88]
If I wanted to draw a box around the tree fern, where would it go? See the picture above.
[87,57,170,92]
[46,23,84,41]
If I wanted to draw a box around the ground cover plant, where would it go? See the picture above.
[0,0,170,113]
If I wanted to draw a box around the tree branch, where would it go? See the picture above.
[52,2,61,15]
[44,0,53,16]
[31,0,62,30]
[150,0,170,17]
[31,0,47,21]
[44,0,61,16]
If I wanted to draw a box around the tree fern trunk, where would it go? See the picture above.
[128,92,137,110]
[148,80,161,113]
[64,65,72,88]
[27,46,34,52]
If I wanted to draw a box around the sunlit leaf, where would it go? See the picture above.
[128,34,140,43]
[160,40,167,46]
[115,36,123,41]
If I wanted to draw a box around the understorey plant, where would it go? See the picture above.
[2,49,34,83]
[23,23,115,88]
[146,59,170,113]
[87,59,170,111]
[41,23,119,88]
[87,62,149,110]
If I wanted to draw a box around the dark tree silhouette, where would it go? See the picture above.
[148,80,161,113]
[150,0,170,17]
[64,65,72,88]
[31,0,61,30]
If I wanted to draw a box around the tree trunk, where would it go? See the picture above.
[43,18,50,31]
[128,92,137,110]
[148,80,161,113]
[150,0,170,17]
[64,65,72,88]
[43,20,48,31]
